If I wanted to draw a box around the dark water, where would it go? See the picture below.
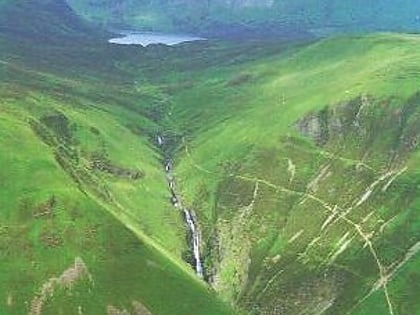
[109,31,206,46]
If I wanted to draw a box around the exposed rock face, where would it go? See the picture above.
[296,111,327,146]
[296,94,420,163]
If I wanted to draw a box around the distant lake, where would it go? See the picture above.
[108,31,206,46]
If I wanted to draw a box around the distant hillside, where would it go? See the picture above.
[0,0,100,41]
[67,0,420,37]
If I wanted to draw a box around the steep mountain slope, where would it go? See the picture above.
[2,1,420,315]
[0,2,238,315]
[0,61,238,315]
[162,34,420,315]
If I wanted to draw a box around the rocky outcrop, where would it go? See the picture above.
[296,94,420,165]
[90,154,144,180]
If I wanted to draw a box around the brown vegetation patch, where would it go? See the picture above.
[40,229,63,248]
[30,257,92,315]
[33,196,56,219]
[90,153,144,180]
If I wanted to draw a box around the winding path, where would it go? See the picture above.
[182,137,415,315]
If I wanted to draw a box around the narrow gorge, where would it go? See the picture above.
[157,134,205,278]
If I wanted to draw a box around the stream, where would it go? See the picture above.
[157,134,204,278]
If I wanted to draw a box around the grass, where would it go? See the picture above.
[0,30,238,313]
[1,2,420,313]
[165,33,420,314]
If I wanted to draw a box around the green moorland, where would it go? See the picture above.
[0,4,239,313]
[166,34,420,315]
[1,1,420,314]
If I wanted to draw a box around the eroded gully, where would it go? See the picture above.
[157,134,204,278]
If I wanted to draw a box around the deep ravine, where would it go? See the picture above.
[157,134,204,278]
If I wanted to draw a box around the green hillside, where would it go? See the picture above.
[1,1,420,315]
[0,44,240,315]
[161,34,420,314]
[0,2,239,315]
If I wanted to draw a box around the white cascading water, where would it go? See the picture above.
[183,209,204,278]
[158,134,204,278]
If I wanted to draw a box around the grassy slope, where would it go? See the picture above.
[2,2,420,314]
[166,34,420,314]
[0,11,237,314]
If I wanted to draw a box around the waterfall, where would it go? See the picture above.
[157,135,163,146]
[183,209,204,278]
[158,135,204,278]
